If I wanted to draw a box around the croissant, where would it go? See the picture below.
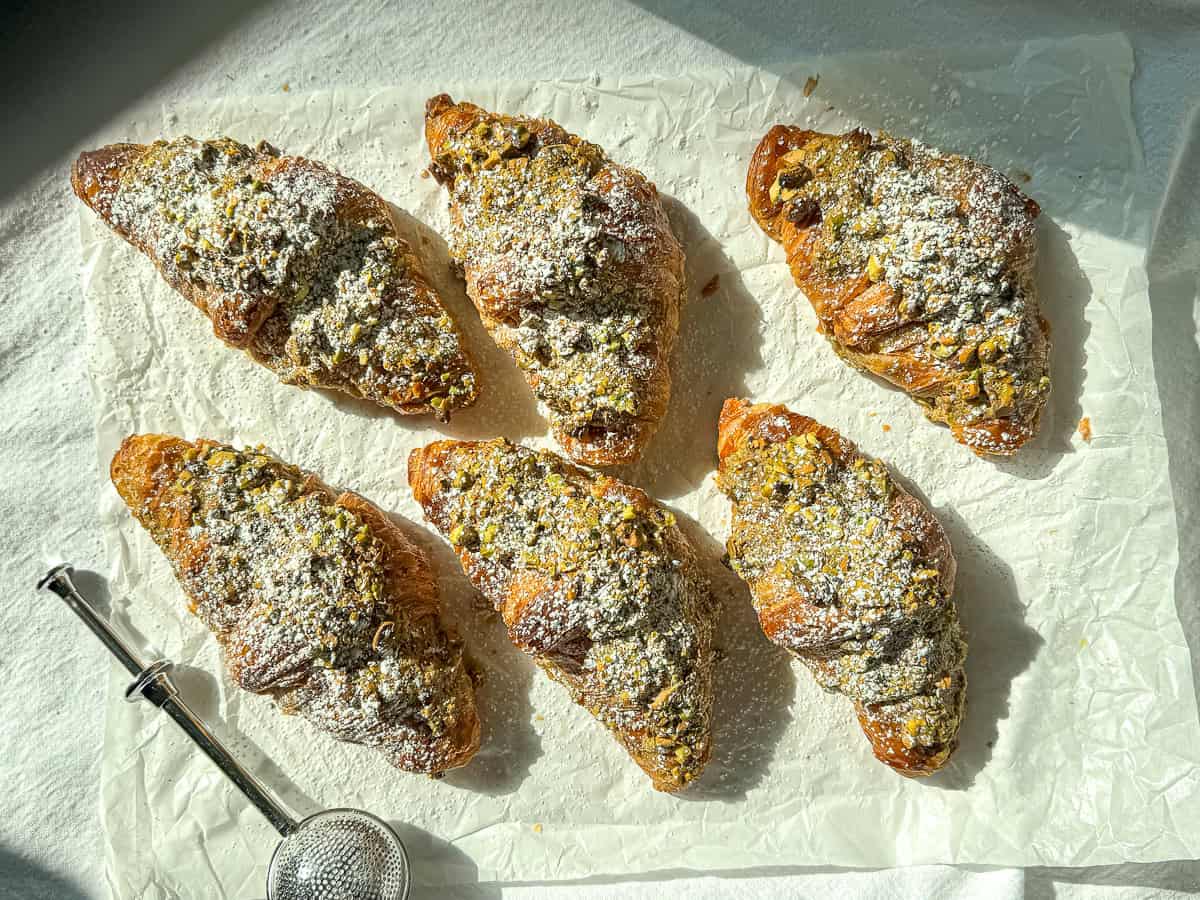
[424,95,686,465]
[716,399,966,775]
[111,433,480,774]
[74,137,478,419]
[747,126,1050,455]
[408,438,716,790]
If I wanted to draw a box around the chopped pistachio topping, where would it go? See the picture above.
[426,439,715,786]
[717,416,965,755]
[109,137,476,416]
[148,440,469,770]
[768,130,1048,450]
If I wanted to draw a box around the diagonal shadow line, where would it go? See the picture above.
[0,0,268,202]
[0,844,91,900]
[1147,107,1200,713]
[626,0,1199,238]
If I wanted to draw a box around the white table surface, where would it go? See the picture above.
[2,2,1198,897]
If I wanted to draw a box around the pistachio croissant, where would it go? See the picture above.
[111,433,480,774]
[74,136,478,418]
[425,96,686,465]
[409,438,716,790]
[747,126,1049,455]
[716,399,966,775]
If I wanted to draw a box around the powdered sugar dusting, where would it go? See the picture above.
[414,438,716,790]
[124,437,476,774]
[428,102,683,459]
[105,137,477,416]
[717,407,965,763]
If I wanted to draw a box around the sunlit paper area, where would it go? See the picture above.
[76,36,1200,896]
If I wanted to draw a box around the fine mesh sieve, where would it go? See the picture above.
[39,563,412,900]
[268,809,410,900]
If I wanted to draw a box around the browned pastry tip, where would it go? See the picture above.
[745,125,823,238]
[424,95,570,181]
[405,439,451,507]
[716,399,966,776]
[425,92,455,123]
[557,420,654,469]
[111,433,206,580]
[112,433,480,775]
[110,432,178,505]
[854,672,965,776]
[72,144,145,221]
[424,95,489,157]
[408,437,716,791]
[747,126,1050,457]
[718,397,854,468]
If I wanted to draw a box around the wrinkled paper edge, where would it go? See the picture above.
[81,34,1200,894]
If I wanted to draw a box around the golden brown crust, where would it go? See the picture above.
[409,438,716,791]
[425,96,685,465]
[112,433,480,774]
[332,491,481,766]
[73,144,144,222]
[77,144,272,347]
[75,138,479,418]
[717,399,966,776]
[747,126,1050,456]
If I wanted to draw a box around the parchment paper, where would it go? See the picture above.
[82,34,1200,896]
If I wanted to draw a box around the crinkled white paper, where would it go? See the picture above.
[83,35,1200,897]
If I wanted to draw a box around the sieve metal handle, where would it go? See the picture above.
[38,563,299,838]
